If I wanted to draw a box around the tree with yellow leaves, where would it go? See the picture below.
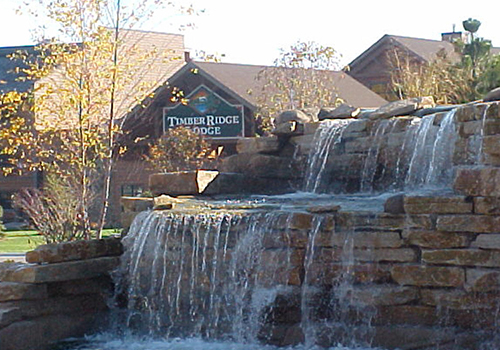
[0,0,194,240]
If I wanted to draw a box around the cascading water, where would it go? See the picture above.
[303,119,353,193]
[404,109,457,189]
[302,108,459,194]
[54,207,383,350]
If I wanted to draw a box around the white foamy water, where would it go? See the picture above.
[54,334,381,350]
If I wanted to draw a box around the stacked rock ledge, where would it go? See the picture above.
[0,237,123,350]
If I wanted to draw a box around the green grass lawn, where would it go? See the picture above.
[0,230,45,253]
[0,229,121,253]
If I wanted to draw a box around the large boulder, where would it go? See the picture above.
[236,136,281,154]
[484,87,500,102]
[368,96,435,120]
[318,103,360,120]
[275,109,316,125]
[149,170,247,196]
[221,153,300,179]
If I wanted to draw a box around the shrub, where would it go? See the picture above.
[146,126,215,173]
[12,173,90,243]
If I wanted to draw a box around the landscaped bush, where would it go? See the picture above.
[12,174,90,243]
[146,126,216,172]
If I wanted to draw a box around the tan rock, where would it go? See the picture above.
[305,262,391,285]
[271,121,304,136]
[0,282,48,302]
[288,212,313,230]
[391,265,464,287]
[2,257,120,283]
[374,305,438,326]
[402,229,471,249]
[288,134,315,155]
[404,195,473,214]
[471,234,500,249]
[484,87,500,102]
[236,136,280,154]
[303,122,321,135]
[436,215,500,233]
[369,96,435,120]
[26,238,122,264]
[354,248,417,263]
[149,170,219,196]
[482,135,500,156]
[221,153,300,179]
[466,268,500,292]
[484,119,500,135]
[306,204,341,214]
[454,167,500,196]
[275,109,314,125]
[328,231,404,248]
[348,285,419,307]
[422,249,500,267]
[383,194,405,214]
[421,289,500,310]
[318,103,360,120]
[120,197,153,212]
[474,197,500,215]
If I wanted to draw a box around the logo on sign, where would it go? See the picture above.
[163,85,244,139]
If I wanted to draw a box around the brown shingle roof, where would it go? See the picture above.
[182,61,388,108]
[350,34,500,71]
[390,35,460,62]
[0,30,185,123]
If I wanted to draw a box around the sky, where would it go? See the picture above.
[0,0,499,67]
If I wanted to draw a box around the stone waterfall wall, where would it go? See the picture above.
[0,238,122,350]
[119,200,500,349]
[208,101,500,349]
[222,101,500,194]
[117,100,500,349]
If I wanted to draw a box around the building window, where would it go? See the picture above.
[121,184,144,197]
[0,192,13,209]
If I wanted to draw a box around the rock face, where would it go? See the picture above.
[484,87,500,102]
[0,238,121,350]
[149,170,248,196]
[275,109,316,125]
[121,198,500,349]
[318,103,360,120]
[113,100,500,349]
[368,96,435,119]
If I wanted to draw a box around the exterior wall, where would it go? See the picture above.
[0,173,38,210]
[108,159,154,226]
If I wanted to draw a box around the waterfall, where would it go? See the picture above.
[302,108,458,194]
[109,209,381,349]
[404,109,457,189]
[303,119,352,193]
[118,210,303,343]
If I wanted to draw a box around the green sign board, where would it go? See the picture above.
[163,85,244,139]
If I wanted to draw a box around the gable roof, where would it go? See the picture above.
[168,61,388,109]
[349,34,500,73]
[0,30,185,120]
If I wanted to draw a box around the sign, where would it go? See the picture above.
[163,85,244,139]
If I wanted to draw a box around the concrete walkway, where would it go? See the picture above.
[0,253,26,263]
